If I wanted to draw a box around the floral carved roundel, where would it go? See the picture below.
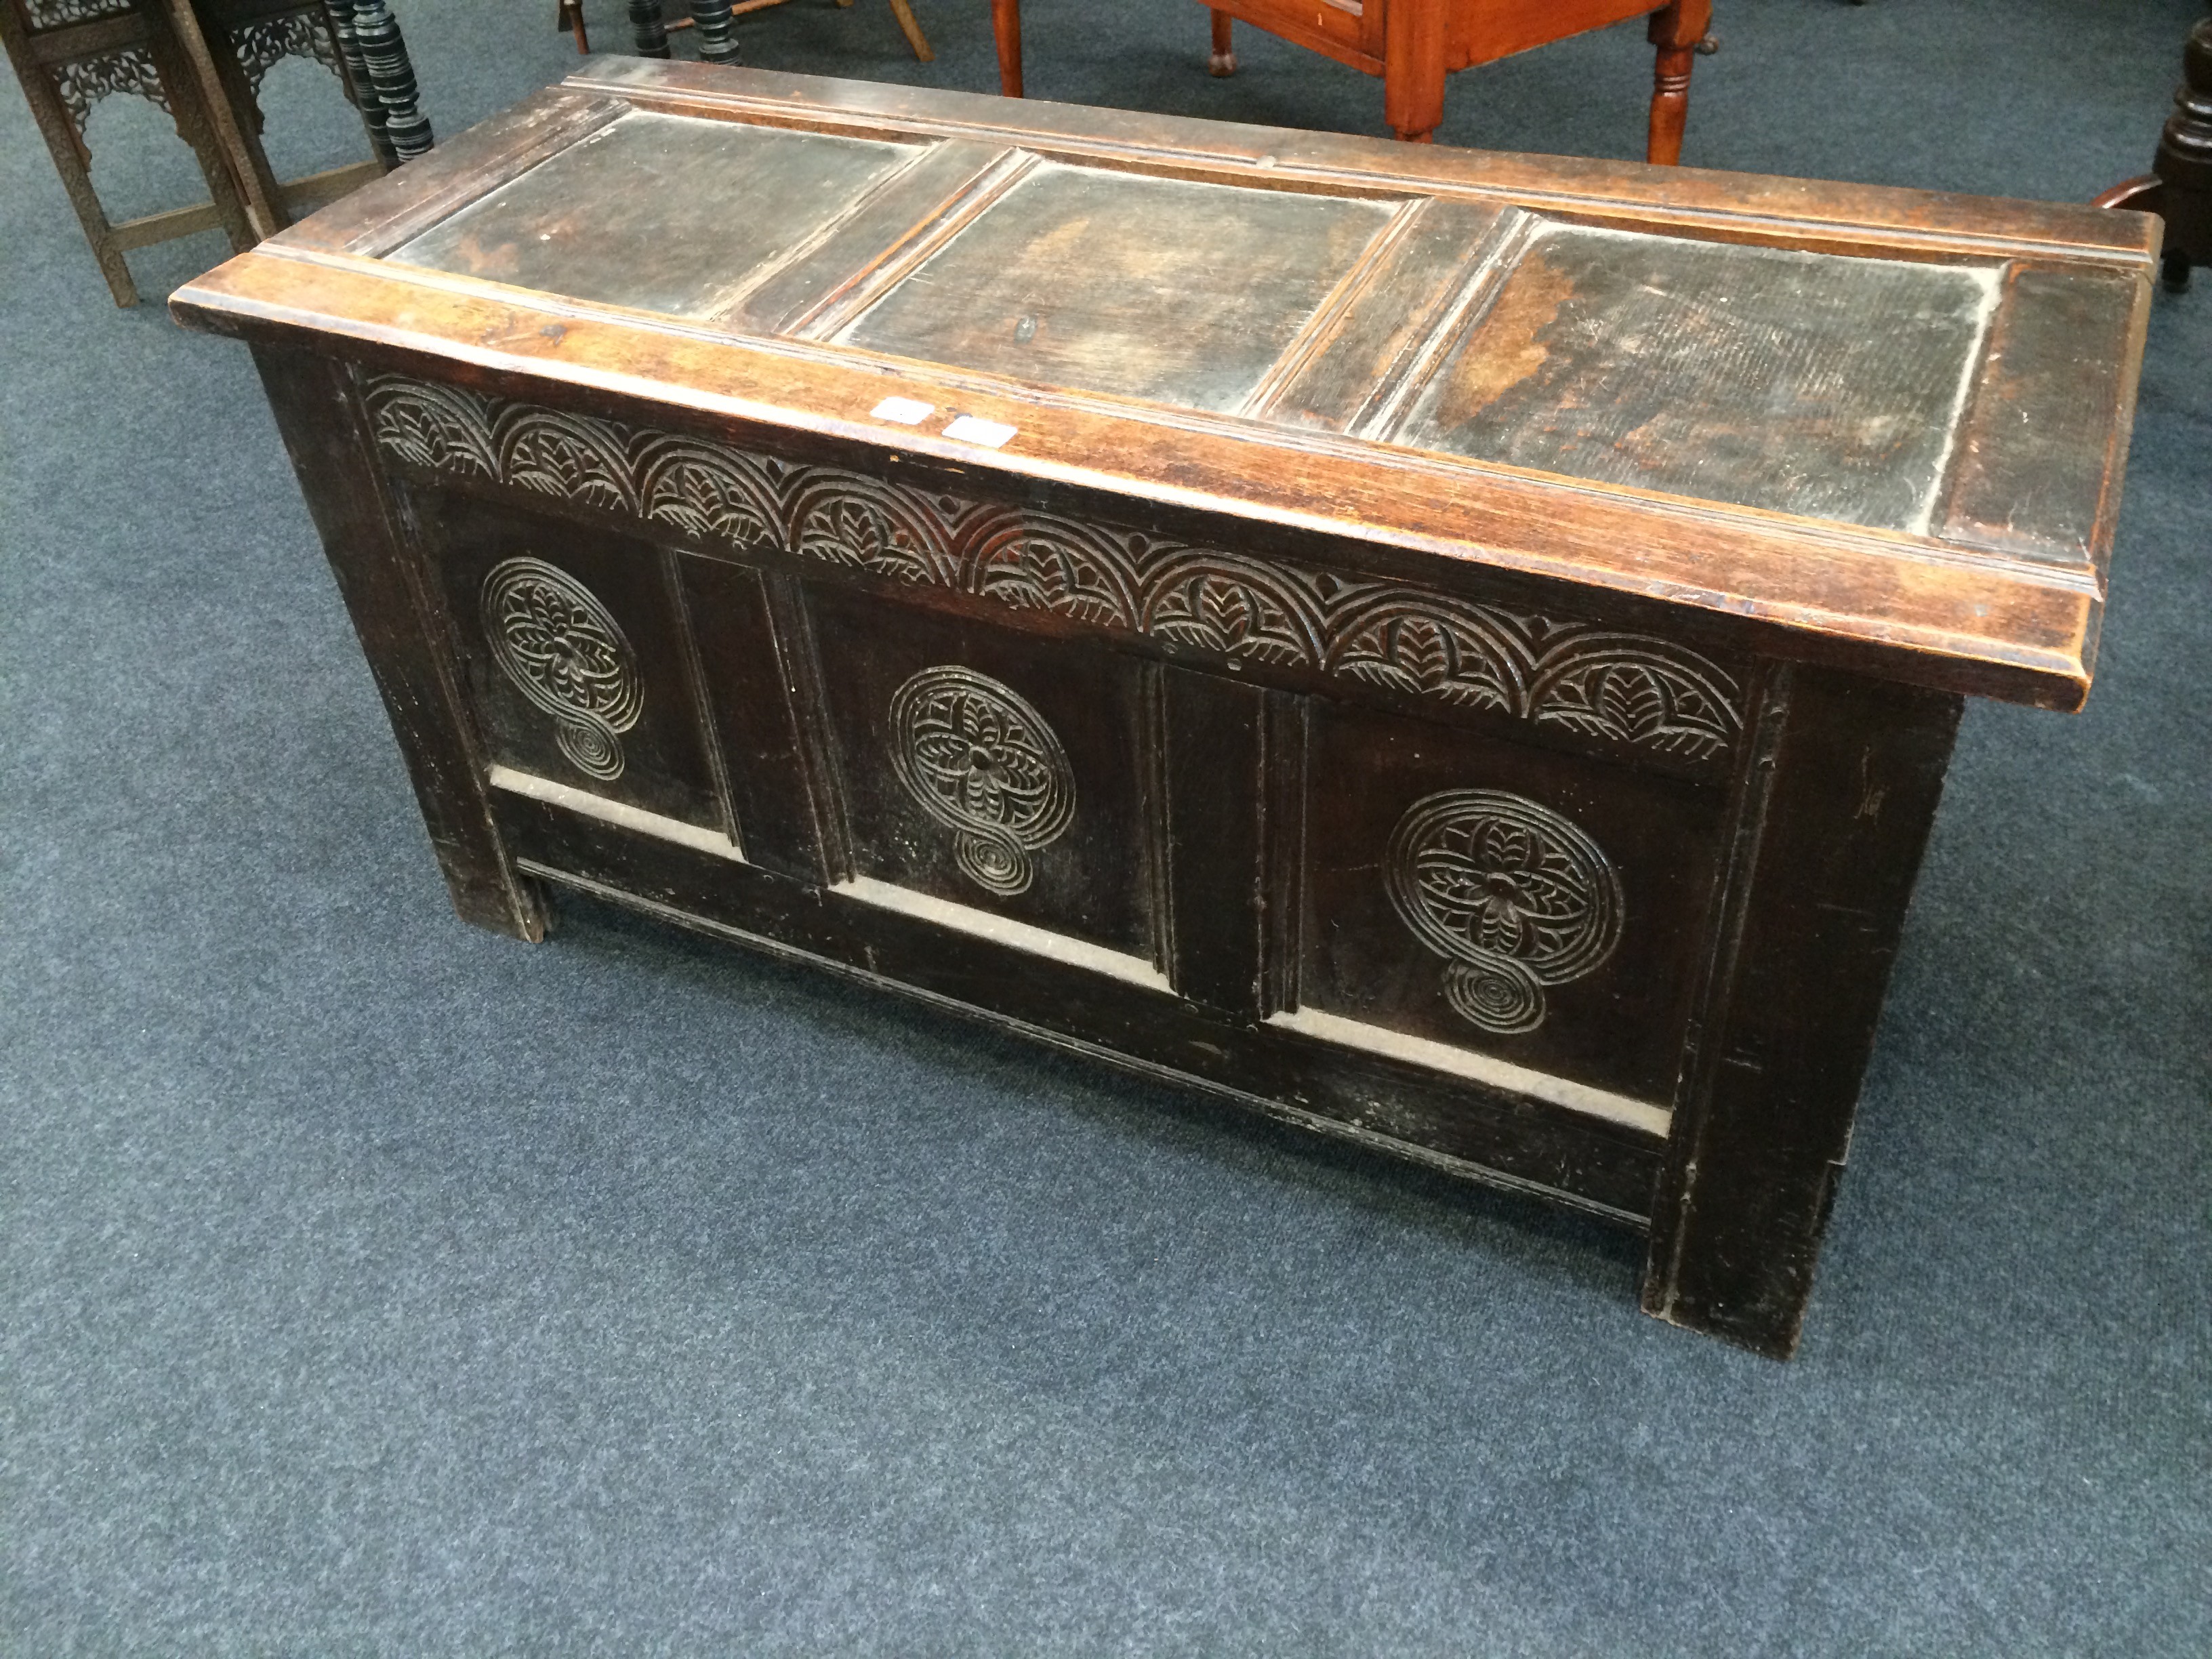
[1385,789,1624,1036]
[888,666,1075,897]
[480,557,642,782]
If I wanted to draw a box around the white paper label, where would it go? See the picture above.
[941,415,1018,449]
[870,396,935,426]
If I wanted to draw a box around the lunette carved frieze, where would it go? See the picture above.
[363,375,1746,764]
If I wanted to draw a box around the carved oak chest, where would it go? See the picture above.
[171,62,2155,1355]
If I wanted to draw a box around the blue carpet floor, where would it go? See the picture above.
[3,1,2207,1652]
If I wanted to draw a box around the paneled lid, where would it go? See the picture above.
[171,62,2159,710]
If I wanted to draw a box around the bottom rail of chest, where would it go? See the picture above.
[493,784,1673,1226]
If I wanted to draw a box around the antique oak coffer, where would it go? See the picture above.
[171,62,2155,1356]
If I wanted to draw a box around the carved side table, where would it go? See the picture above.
[172,66,2153,1356]
[1,0,430,305]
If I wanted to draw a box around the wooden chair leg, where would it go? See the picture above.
[886,0,933,62]
[2096,14,2212,293]
[557,0,590,54]
[991,0,1022,97]
[1645,0,1711,165]
[158,0,287,241]
[1209,9,1235,77]
[348,1,432,160]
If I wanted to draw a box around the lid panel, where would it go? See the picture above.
[1387,224,2002,534]
[832,160,1398,412]
[391,112,918,319]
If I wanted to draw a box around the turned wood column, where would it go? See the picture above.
[1645,0,1711,166]
[2096,13,2212,291]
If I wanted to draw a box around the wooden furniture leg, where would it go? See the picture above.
[690,0,739,64]
[253,346,554,943]
[1383,0,1447,142]
[885,0,930,61]
[345,0,428,159]
[556,0,588,53]
[628,0,669,56]
[1208,8,1233,77]
[161,0,286,239]
[1645,0,1710,165]
[2096,13,2212,292]
[991,0,1020,96]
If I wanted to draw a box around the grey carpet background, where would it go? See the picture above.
[3,1,2207,1652]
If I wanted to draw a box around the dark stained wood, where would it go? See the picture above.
[2095,14,2211,293]
[1385,224,2000,533]
[392,113,919,316]
[495,790,1672,1221]
[176,66,2153,1356]
[1160,666,1268,1015]
[1645,667,1963,1358]
[249,345,551,940]
[1939,262,2151,573]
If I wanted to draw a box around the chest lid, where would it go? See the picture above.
[171,61,2158,710]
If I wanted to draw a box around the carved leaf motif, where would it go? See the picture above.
[1145,561,1322,667]
[367,380,495,475]
[1530,636,1743,761]
[640,441,779,546]
[497,413,636,514]
[361,375,1748,764]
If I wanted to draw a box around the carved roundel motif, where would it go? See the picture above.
[888,667,1075,897]
[480,557,643,781]
[1385,790,1624,1036]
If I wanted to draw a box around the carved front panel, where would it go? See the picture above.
[413,489,728,838]
[1291,700,1727,1107]
[805,586,1164,968]
[377,373,1749,1135]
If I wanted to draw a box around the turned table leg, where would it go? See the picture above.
[689,1,739,65]
[1209,9,1235,77]
[2095,13,2212,293]
[991,0,1022,96]
[628,0,670,58]
[1645,0,1711,165]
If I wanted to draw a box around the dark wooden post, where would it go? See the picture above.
[628,0,669,58]
[249,347,550,943]
[1208,9,1235,77]
[347,0,430,160]
[689,0,738,65]
[2095,14,2212,291]
[1643,667,1963,1358]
